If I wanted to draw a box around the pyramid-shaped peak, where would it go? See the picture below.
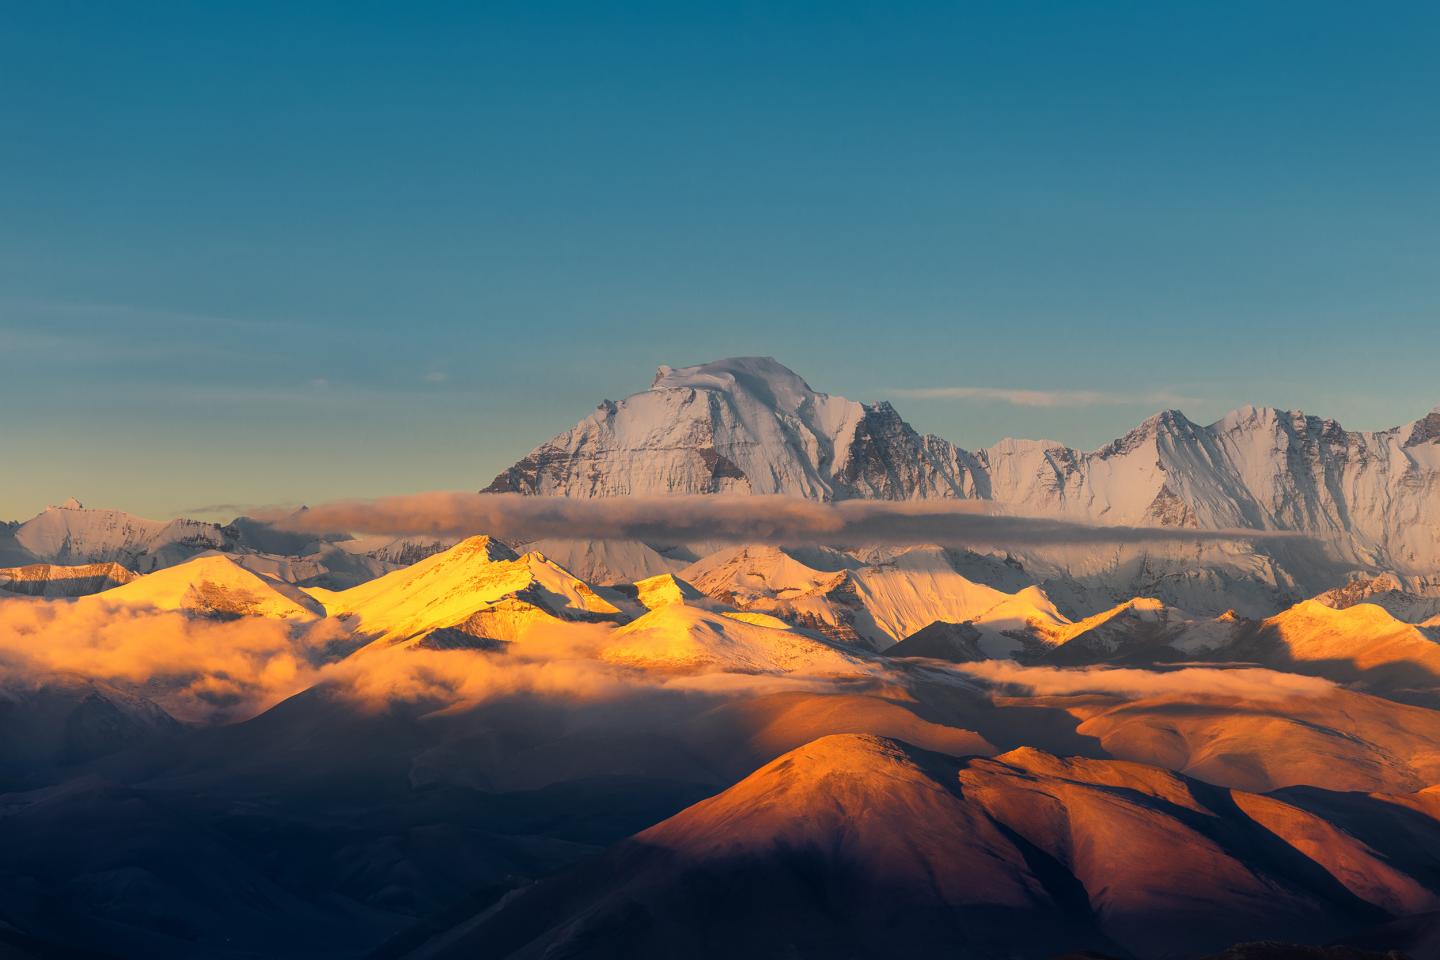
[1405,406,1440,447]
[448,535,520,563]
[97,552,323,619]
[1147,408,1192,427]
[1099,410,1198,457]
[632,572,704,610]
[54,496,85,510]
[1132,408,1198,436]
[1215,404,1283,429]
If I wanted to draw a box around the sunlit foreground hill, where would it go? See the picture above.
[416,736,1440,960]
[0,528,1438,960]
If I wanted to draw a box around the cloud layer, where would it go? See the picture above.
[267,492,1295,548]
[0,596,849,725]
[0,597,343,722]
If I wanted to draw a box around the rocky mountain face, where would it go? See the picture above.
[484,358,1440,615]
[978,404,1440,575]
[13,500,237,572]
[1315,572,1440,622]
[0,561,136,597]
[484,357,986,500]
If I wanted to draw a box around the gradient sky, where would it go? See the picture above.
[3,2,1438,521]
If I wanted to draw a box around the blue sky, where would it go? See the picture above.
[3,2,1438,519]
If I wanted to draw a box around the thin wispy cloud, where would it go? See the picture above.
[889,386,1201,408]
[180,502,277,518]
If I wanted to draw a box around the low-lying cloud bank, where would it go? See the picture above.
[0,597,345,722]
[0,597,635,724]
[268,492,1298,548]
[951,661,1335,701]
[318,622,633,710]
[0,598,860,724]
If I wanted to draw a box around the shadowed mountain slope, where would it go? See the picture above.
[408,735,1440,960]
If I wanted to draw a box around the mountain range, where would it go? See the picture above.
[0,525,1436,957]
[484,356,1440,616]
[0,498,454,590]
[9,357,1438,621]
[485,358,1440,543]
[3,358,1439,959]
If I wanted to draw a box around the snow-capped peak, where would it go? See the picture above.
[1405,406,1440,447]
[310,533,624,645]
[481,358,1440,615]
[447,534,519,564]
[484,356,984,500]
[92,553,323,620]
[15,503,235,572]
[650,356,822,413]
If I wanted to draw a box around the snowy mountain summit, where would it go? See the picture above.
[485,357,1440,594]
[485,356,983,500]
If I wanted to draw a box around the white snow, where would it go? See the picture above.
[682,543,1069,653]
[485,358,1440,617]
[601,603,866,674]
[91,554,324,620]
[484,356,981,500]
[311,535,627,645]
